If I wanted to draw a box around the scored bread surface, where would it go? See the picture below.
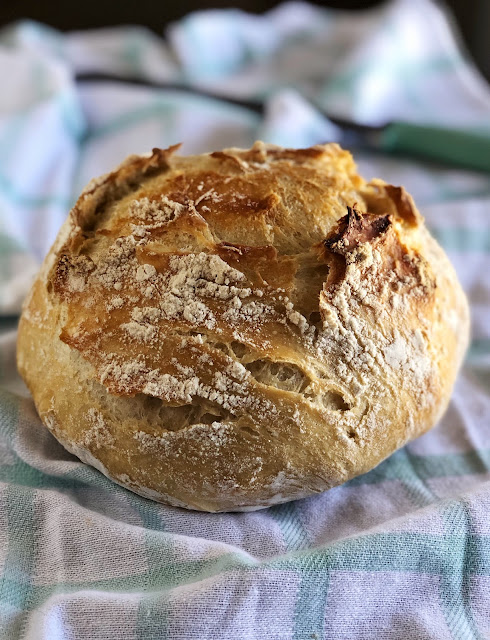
[17,142,469,512]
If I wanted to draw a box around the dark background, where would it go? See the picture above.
[1,0,489,82]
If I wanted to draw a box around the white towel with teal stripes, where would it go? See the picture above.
[1,0,490,638]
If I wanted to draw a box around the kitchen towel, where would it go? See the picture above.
[1,0,490,637]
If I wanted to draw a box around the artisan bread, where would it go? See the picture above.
[17,142,469,512]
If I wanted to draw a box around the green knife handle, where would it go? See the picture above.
[380,122,490,173]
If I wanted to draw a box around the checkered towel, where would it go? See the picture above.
[1,0,490,638]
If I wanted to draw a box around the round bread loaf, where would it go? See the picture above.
[17,142,469,512]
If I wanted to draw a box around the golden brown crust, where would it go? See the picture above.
[16,142,469,511]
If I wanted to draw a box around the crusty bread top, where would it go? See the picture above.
[51,142,433,407]
[17,142,469,511]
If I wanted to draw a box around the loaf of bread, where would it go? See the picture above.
[17,142,469,512]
